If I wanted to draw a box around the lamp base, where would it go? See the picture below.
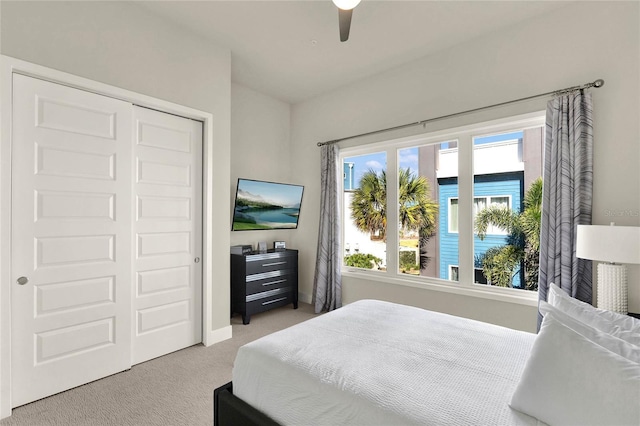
[596,263,627,314]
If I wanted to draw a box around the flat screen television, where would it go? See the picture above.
[231,178,304,231]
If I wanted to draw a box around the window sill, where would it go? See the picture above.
[342,268,539,307]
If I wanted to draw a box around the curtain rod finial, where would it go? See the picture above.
[594,79,604,88]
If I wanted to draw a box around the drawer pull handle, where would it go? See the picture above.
[262,297,287,306]
[262,279,287,286]
[262,261,286,267]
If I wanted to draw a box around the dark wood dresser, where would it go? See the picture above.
[230,249,298,324]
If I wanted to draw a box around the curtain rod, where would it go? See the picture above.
[316,79,604,147]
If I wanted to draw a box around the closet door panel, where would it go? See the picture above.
[132,106,202,364]
[11,74,133,407]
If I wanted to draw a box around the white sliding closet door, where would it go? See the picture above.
[132,106,202,364]
[11,74,133,407]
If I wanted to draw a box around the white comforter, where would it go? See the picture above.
[233,299,541,426]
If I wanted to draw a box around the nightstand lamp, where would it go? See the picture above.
[576,223,640,314]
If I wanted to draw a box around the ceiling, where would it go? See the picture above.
[138,1,571,104]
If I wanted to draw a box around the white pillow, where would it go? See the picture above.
[539,301,640,363]
[510,314,640,426]
[548,283,640,345]
[549,283,640,331]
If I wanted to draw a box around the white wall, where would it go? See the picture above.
[3,1,637,336]
[1,1,233,334]
[229,83,299,258]
[291,1,640,332]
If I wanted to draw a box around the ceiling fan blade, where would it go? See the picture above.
[338,8,353,42]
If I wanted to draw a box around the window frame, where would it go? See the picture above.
[450,194,512,235]
[474,194,513,235]
[339,111,545,307]
[449,265,488,284]
[448,197,459,234]
[341,150,388,274]
[449,265,459,282]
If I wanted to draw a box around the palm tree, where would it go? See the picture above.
[350,169,387,240]
[350,168,438,244]
[398,168,438,238]
[474,178,542,290]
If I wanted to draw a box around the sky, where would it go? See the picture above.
[344,131,523,188]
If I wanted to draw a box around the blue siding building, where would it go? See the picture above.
[439,172,525,288]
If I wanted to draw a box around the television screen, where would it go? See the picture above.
[232,178,304,231]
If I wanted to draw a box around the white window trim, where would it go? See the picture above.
[474,194,513,235]
[451,194,513,235]
[448,197,459,234]
[449,265,459,281]
[449,265,489,284]
[339,111,545,307]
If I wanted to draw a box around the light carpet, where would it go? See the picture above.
[1,303,317,426]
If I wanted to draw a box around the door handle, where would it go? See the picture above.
[16,276,29,285]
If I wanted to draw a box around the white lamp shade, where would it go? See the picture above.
[332,0,361,10]
[576,225,640,264]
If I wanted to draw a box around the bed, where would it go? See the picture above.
[216,296,640,425]
[214,299,544,426]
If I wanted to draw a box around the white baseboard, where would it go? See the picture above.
[299,292,312,305]
[204,325,232,347]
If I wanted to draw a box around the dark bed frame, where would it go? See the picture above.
[213,381,281,426]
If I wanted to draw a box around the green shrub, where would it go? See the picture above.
[399,251,417,271]
[344,253,382,269]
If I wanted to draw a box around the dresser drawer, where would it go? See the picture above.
[245,269,295,295]
[245,252,297,275]
[246,288,294,315]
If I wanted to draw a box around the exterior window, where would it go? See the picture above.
[450,265,459,282]
[448,198,459,233]
[341,112,544,296]
[450,266,487,284]
[450,196,510,234]
[473,196,511,235]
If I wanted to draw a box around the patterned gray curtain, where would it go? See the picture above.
[313,144,342,313]
[538,91,593,330]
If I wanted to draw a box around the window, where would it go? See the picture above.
[450,265,459,282]
[448,198,459,233]
[450,195,511,235]
[397,142,457,277]
[474,196,511,235]
[340,112,545,298]
[450,266,488,284]
[472,130,541,290]
[342,151,387,271]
